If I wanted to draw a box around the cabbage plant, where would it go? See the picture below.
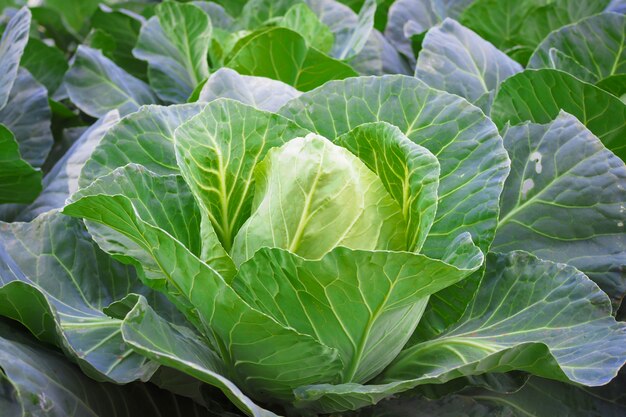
[60,75,626,416]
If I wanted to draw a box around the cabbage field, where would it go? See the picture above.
[1,0,625,416]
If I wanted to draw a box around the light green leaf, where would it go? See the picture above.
[174,99,310,255]
[491,69,626,162]
[416,18,522,109]
[280,3,334,53]
[0,125,41,204]
[280,75,509,258]
[65,46,157,117]
[21,38,68,94]
[233,243,482,385]
[133,2,212,103]
[11,111,120,221]
[231,134,407,265]
[528,12,626,84]
[294,251,626,413]
[198,68,301,112]
[335,122,440,252]
[0,319,215,417]
[0,69,53,168]
[493,112,626,307]
[0,211,158,383]
[0,7,30,109]
[121,296,279,417]
[226,27,357,91]
[63,169,344,402]
[460,0,609,64]
[334,0,376,60]
[80,103,205,187]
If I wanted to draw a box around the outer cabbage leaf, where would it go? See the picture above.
[133,2,212,103]
[9,111,120,221]
[0,319,215,417]
[493,112,626,308]
[0,68,53,169]
[384,0,475,62]
[21,38,68,94]
[292,251,626,413]
[460,0,609,65]
[65,46,157,117]
[280,3,334,53]
[225,27,358,91]
[233,242,482,385]
[80,103,205,186]
[63,165,343,402]
[528,12,626,84]
[0,212,158,383]
[0,7,30,109]
[121,296,279,417]
[491,69,626,162]
[0,125,41,204]
[415,18,522,111]
[198,68,301,112]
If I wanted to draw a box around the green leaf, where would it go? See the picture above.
[597,74,626,101]
[89,5,147,80]
[493,112,626,307]
[0,7,30,109]
[293,251,626,413]
[121,296,279,417]
[335,122,440,252]
[226,27,357,91]
[460,0,610,65]
[233,244,482,385]
[0,125,41,204]
[80,103,205,187]
[280,75,509,258]
[133,1,212,103]
[20,38,68,94]
[42,0,100,35]
[174,99,310,255]
[65,46,157,117]
[0,211,158,383]
[491,69,626,162]
[0,319,215,417]
[11,111,120,221]
[63,168,344,403]
[198,68,301,112]
[280,3,334,53]
[0,69,53,168]
[415,18,522,109]
[230,134,407,265]
[459,376,626,417]
[528,12,626,84]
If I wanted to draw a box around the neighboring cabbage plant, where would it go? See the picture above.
[61,75,626,416]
